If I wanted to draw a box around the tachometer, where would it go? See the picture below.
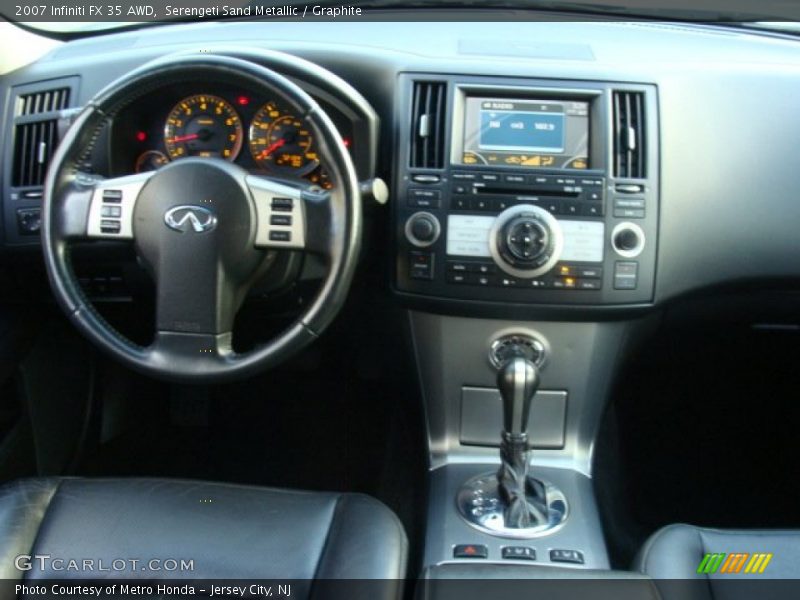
[249,102,319,176]
[164,94,243,161]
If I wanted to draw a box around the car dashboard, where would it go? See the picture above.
[3,13,800,575]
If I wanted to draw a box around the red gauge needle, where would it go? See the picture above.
[260,138,286,158]
[168,133,199,143]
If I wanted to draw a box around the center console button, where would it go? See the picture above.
[502,546,536,561]
[453,544,488,559]
[550,549,584,564]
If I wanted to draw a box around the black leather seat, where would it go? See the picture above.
[0,478,407,598]
[635,524,800,599]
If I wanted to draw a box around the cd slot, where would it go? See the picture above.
[475,185,581,199]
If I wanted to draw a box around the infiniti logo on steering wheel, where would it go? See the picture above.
[164,205,217,233]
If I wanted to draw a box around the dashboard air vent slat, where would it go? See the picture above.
[11,85,74,188]
[13,119,58,187]
[613,91,646,179]
[410,81,446,170]
[18,87,70,116]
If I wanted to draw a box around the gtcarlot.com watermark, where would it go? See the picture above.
[15,554,195,572]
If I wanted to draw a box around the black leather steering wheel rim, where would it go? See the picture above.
[42,51,362,382]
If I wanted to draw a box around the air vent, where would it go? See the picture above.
[12,120,58,187]
[612,91,646,179]
[17,88,70,116]
[410,81,446,170]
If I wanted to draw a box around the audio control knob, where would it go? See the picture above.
[612,222,645,257]
[489,204,563,279]
[405,211,441,247]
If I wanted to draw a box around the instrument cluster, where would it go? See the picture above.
[112,84,353,190]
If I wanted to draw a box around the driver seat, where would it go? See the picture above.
[0,477,407,597]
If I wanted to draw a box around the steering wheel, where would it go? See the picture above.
[41,51,362,382]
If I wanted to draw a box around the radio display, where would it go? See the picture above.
[460,97,589,169]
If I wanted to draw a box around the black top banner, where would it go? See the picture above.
[2,0,800,24]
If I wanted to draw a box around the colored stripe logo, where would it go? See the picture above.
[697,552,773,574]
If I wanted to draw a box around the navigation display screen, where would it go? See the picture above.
[460,97,589,169]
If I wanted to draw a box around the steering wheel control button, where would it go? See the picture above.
[102,189,123,203]
[612,222,645,258]
[409,251,434,280]
[502,546,536,561]
[271,197,294,212]
[270,215,292,226]
[100,220,122,234]
[269,231,291,242]
[614,261,639,290]
[550,549,585,565]
[101,205,122,218]
[86,172,152,239]
[453,544,489,559]
[405,212,441,248]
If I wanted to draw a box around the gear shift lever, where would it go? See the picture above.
[456,341,569,537]
[498,356,539,435]
[496,356,548,528]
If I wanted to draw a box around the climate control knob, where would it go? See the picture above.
[611,222,645,258]
[405,211,441,247]
[489,204,563,279]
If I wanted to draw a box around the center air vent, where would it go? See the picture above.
[410,81,446,170]
[612,91,646,179]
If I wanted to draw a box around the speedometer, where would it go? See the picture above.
[249,102,319,176]
[164,94,243,161]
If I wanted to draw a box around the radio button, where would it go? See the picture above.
[504,174,526,184]
[471,198,491,211]
[544,201,561,214]
[578,279,602,290]
[447,272,469,284]
[614,208,645,219]
[578,267,603,279]
[480,174,500,182]
[498,277,519,287]
[582,204,604,217]
[470,262,497,274]
[470,273,495,286]
[452,197,469,210]
[614,197,645,209]
[408,188,441,208]
[447,262,469,273]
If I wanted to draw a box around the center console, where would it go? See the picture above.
[393,74,659,574]
[394,75,658,309]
